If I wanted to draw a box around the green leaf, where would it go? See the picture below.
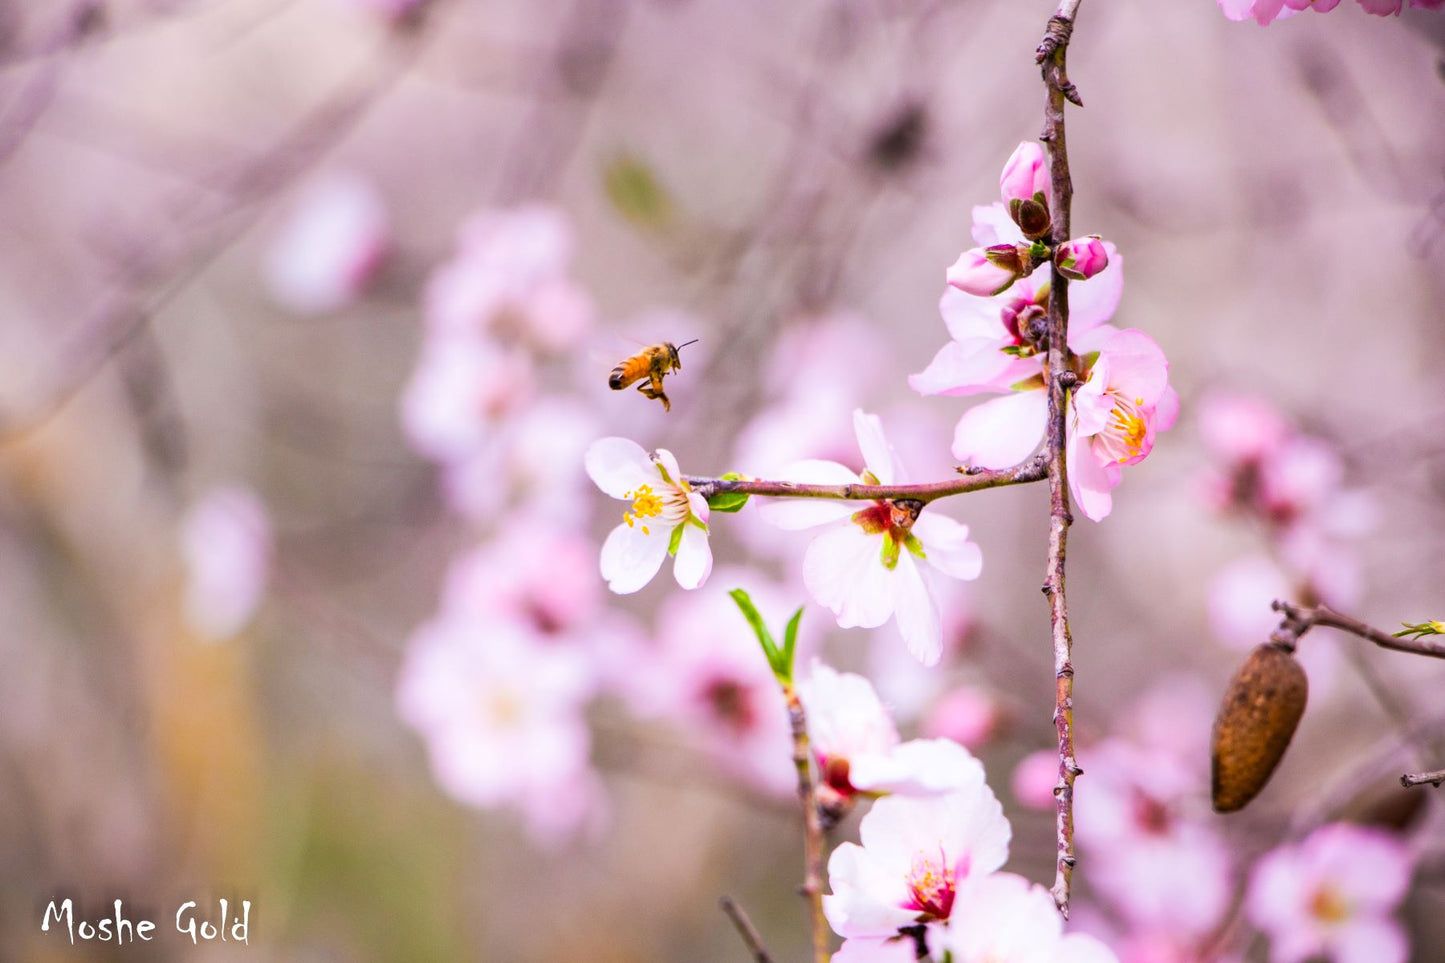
[780,607,804,683]
[729,589,781,676]
[603,153,672,228]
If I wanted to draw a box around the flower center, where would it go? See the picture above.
[1000,295,1047,355]
[485,686,525,729]
[702,677,755,735]
[1130,787,1173,837]
[1308,884,1350,924]
[902,849,958,922]
[623,484,666,535]
[1096,394,1148,464]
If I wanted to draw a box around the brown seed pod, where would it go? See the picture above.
[1211,642,1309,813]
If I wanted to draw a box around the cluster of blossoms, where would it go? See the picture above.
[263,172,390,316]
[1219,0,1443,25]
[1197,392,1375,676]
[802,663,1117,962]
[911,142,1177,522]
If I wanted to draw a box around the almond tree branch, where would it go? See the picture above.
[1036,0,1083,919]
[683,453,1047,504]
[1270,600,1445,660]
[719,896,774,963]
[782,682,830,963]
[1401,769,1445,789]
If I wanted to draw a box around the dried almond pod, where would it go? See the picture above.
[1211,642,1308,813]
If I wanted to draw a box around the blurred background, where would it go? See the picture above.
[1,0,1444,959]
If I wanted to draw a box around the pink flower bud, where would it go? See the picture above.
[946,246,1021,297]
[999,142,1050,205]
[1055,235,1109,281]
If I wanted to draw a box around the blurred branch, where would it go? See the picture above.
[1036,0,1082,920]
[1270,600,1445,660]
[0,23,424,445]
[782,681,829,963]
[719,896,774,963]
[0,1,104,164]
[1401,768,1445,789]
[684,453,1047,504]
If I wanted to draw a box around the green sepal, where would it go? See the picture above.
[667,524,685,556]
[1394,620,1445,640]
[706,472,750,513]
[1009,372,1047,392]
[879,533,901,570]
[903,532,926,559]
[1028,240,1051,261]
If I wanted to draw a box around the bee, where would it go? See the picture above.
[609,339,698,412]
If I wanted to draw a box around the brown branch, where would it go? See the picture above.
[1402,769,1445,789]
[683,453,1047,505]
[1270,601,1445,660]
[719,896,774,963]
[782,682,830,963]
[1036,0,1084,920]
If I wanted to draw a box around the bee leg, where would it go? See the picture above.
[637,383,671,412]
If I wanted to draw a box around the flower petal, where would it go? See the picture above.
[908,337,1022,398]
[1067,242,1122,334]
[599,521,671,594]
[585,437,654,498]
[805,524,893,629]
[951,390,1048,469]
[1068,428,1118,522]
[911,513,983,581]
[892,554,942,665]
[672,523,712,590]
[853,410,899,485]
[756,459,862,530]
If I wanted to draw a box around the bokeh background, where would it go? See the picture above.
[2,0,1444,959]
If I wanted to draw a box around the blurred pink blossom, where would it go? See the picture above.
[585,438,712,595]
[400,337,533,463]
[1196,391,1289,467]
[395,614,600,844]
[760,410,982,665]
[180,486,272,639]
[1067,328,1179,521]
[1010,749,1058,812]
[823,786,1010,940]
[264,173,388,315]
[932,873,1120,963]
[425,205,593,352]
[921,684,1001,750]
[1247,822,1413,963]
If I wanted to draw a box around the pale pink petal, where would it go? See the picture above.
[952,390,1048,468]
[759,496,861,531]
[829,938,919,963]
[653,447,684,483]
[1069,427,1118,522]
[805,524,893,629]
[672,523,713,590]
[1331,919,1407,963]
[848,737,987,795]
[585,437,654,498]
[1067,243,1123,334]
[1097,328,1169,406]
[1057,934,1122,963]
[911,512,982,581]
[599,522,671,594]
[970,202,1025,247]
[892,553,942,665]
[824,843,919,938]
[1154,384,1180,432]
[909,337,1019,398]
[938,284,1012,342]
[853,410,899,484]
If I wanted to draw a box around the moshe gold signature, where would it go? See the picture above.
[41,898,251,945]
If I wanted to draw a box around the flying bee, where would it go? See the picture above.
[609,339,698,412]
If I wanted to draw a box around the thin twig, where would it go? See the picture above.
[683,453,1047,505]
[719,896,774,963]
[1270,600,1445,660]
[1402,769,1445,789]
[782,682,830,963]
[1036,0,1084,920]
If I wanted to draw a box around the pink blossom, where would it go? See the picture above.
[1196,391,1290,466]
[823,786,1010,940]
[946,247,1022,298]
[1010,750,1058,811]
[585,438,712,594]
[999,142,1050,206]
[395,614,600,844]
[760,410,983,665]
[264,173,388,314]
[1246,823,1413,963]
[921,685,1001,750]
[425,205,594,352]
[933,873,1120,963]
[622,573,797,796]
[1056,235,1110,281]
[180,486,272,639]
[400,337,533,463]
[1067,328,1179,521]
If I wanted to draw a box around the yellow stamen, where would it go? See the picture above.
[623,484,665,534]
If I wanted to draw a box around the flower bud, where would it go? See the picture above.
[946,246,1023,297]
[999,142,1050,206]
[1210,642,1308,813]
[1010,198,1052,240]
[1054,235,1109,281]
